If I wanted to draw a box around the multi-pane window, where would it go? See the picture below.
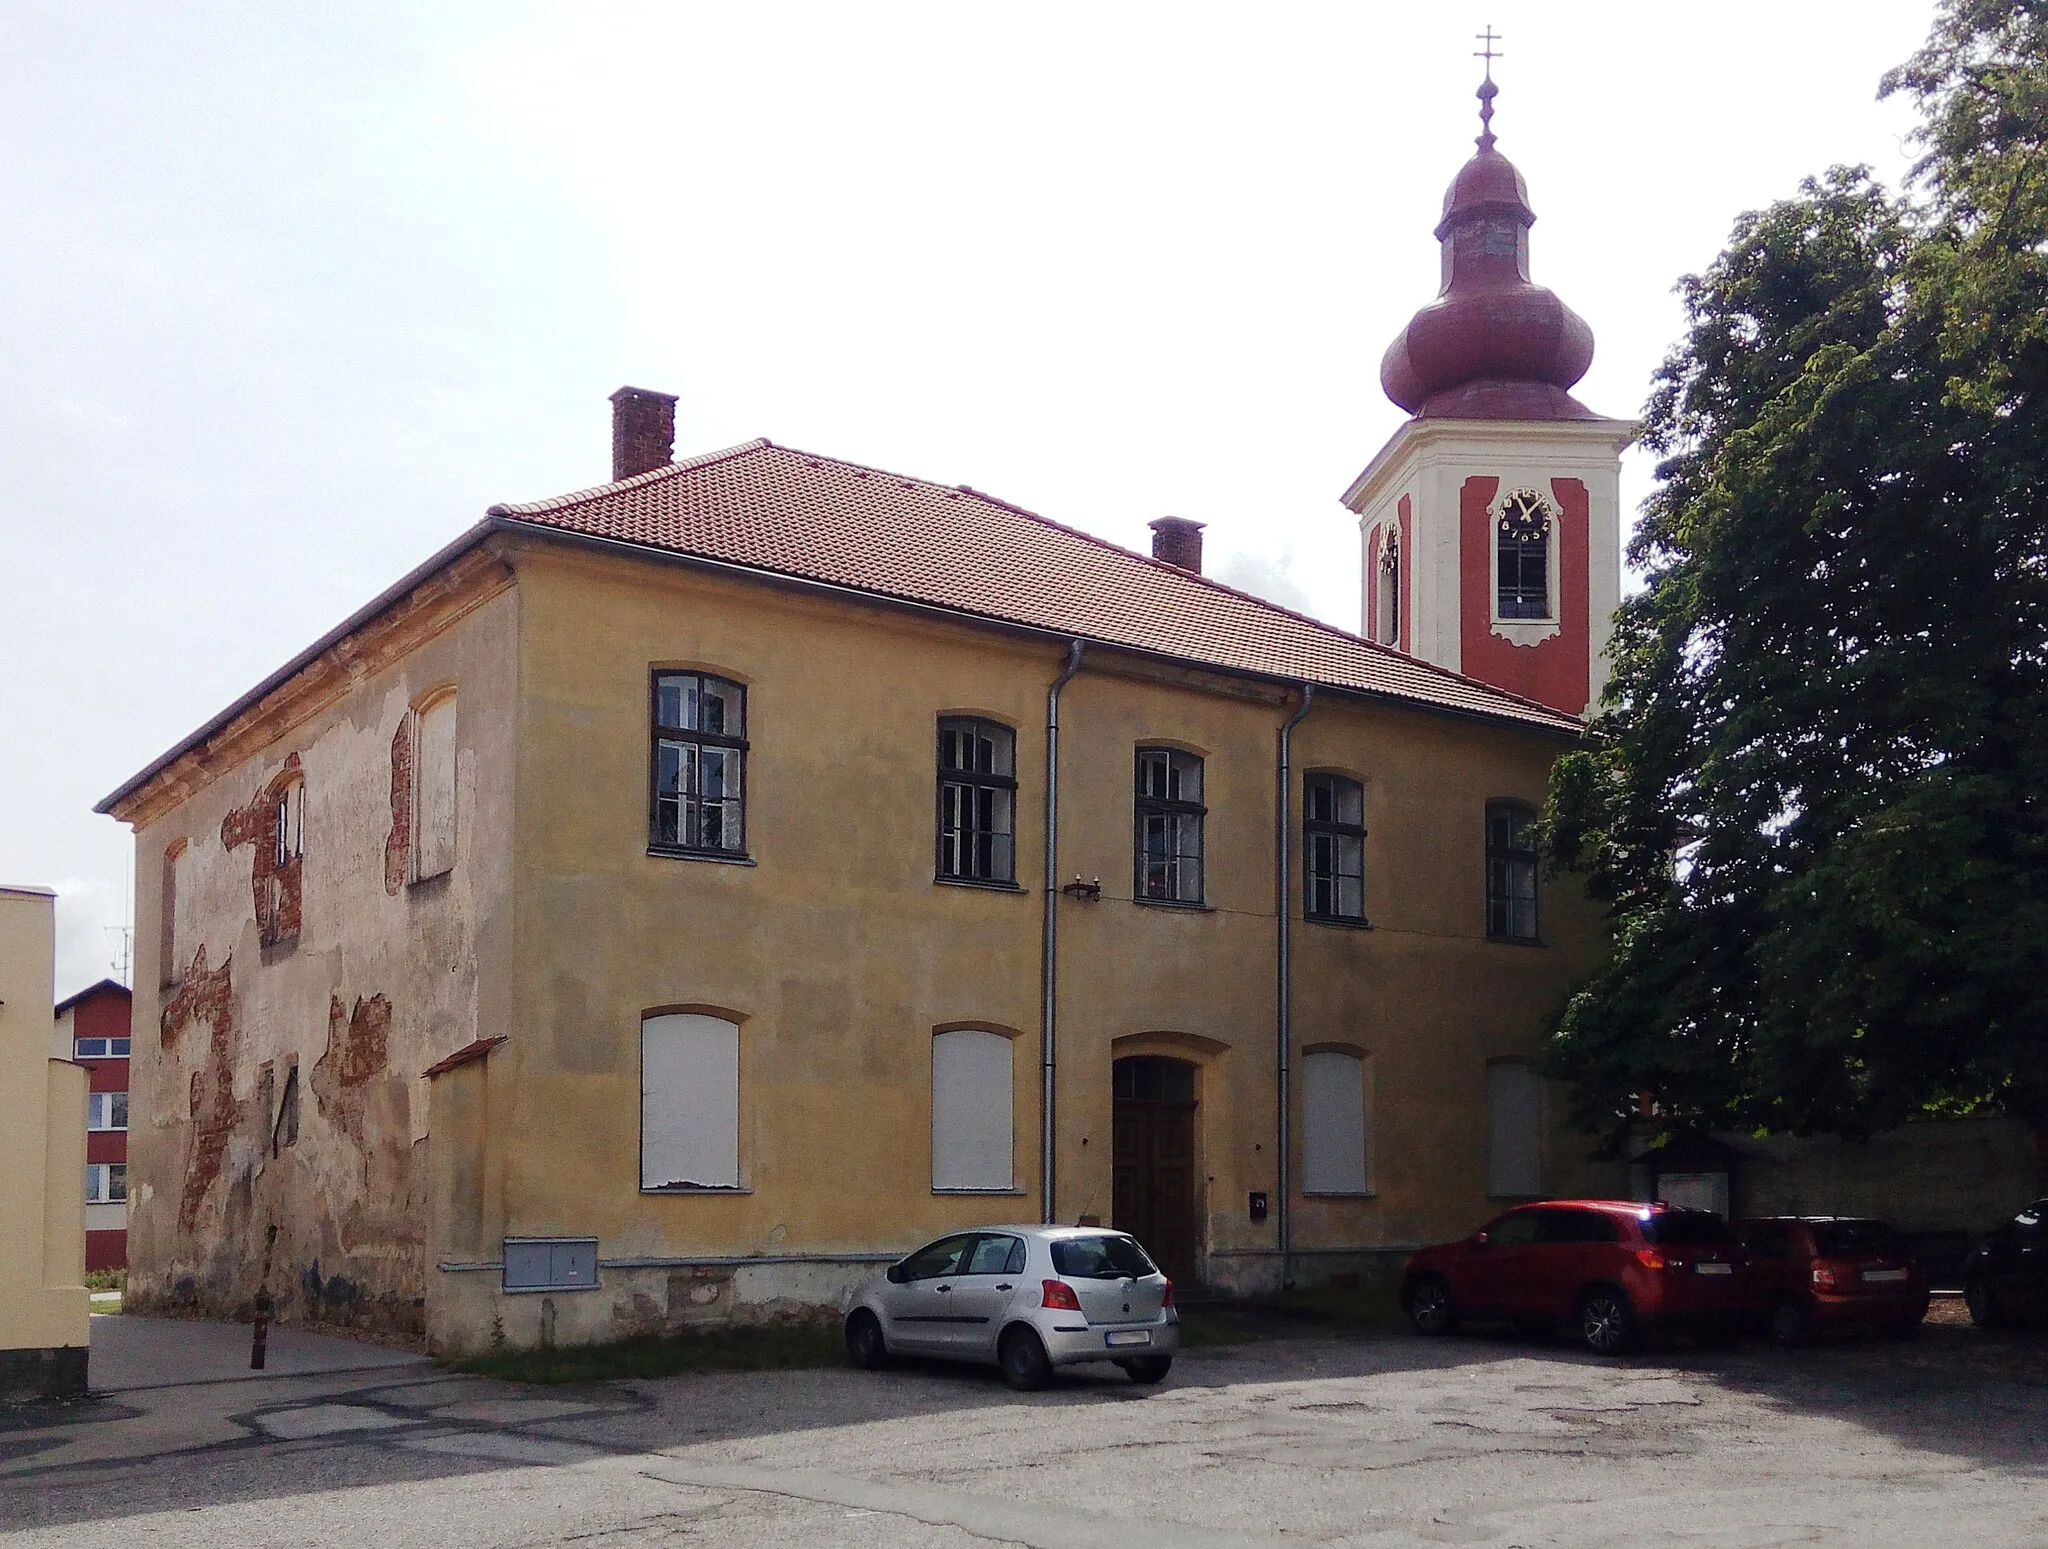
[1486,801,1540,941]
[1496,487,1552,620]
[86,1163,127,1204]
[650,673,747,855]
[73,1037,131,1058]
[936,718,1016,885]
[1134,748,1204,904]
[87,1092,128,1131]
[1304,773,1366,922]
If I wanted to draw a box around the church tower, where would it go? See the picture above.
[1342,62,1633,719]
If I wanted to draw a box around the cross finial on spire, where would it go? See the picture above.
[1474,25,1502,150]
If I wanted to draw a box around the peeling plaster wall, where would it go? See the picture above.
[124,582,517,1334]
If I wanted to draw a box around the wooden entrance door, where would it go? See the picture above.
[1112,1057,1199,1286]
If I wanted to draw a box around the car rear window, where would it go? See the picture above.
[1641,1211,1737,1247]
[1813,1220,1902,1256]
[1050,1234,1158,1279]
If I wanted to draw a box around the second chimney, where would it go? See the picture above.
[609,386,678,481]
[1149,516,1205,574]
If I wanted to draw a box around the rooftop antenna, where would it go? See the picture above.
[1474,25,1503,150]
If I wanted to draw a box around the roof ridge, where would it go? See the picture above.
[486,438,773,517]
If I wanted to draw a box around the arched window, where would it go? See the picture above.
[1495,488,1553,620]
[931,1028,1014,1192]
[1303,773,1366,923]
[641,1012,742,1191]
[1485,801,1540,941]
[650,671,748,856]
[936,718,1016,885]
[1376,526,1401,645]
[1135,748,1205,904]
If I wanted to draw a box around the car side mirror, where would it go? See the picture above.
[1472,1231,1491,1248]
[886,1263,908,1284]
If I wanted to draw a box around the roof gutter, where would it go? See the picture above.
[1041,639,1086,1224]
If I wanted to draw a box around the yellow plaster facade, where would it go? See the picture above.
[0,885,90,1399]
[106,516,1621,1353]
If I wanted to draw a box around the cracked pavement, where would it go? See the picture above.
[3,1320,2046,1546]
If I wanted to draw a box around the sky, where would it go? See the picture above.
[2,1,1938,999]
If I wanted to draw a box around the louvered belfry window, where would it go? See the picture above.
[1495,488,1553,620]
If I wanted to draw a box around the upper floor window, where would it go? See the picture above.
[86,1162,127,1205]
[1134,748,1204,905]
[273,777,305,871]
[88,1091,129,1131]
[1486,801,1540,941]
[74,1036,131,1059]
[1375,526,1400,645]
[650,673,747,856]
[936,718,1016,885]
[1304,773,1366,923]
[1496,488,1553,621]
[412,693,458,881]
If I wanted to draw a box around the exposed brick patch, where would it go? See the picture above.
[160,947,238,1232]
[385,716,412,895]
[221,754,304,950]
[311,993,393,1145]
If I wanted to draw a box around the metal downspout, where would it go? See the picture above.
[1041,640,1087,1224]
[1276,684,1316,1291]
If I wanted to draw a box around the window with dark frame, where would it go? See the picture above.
[936,718,1016,885]
[1134,748,1205,904]
[1304,773,1366,922]
[1486,801,1540,941]
[650,672,748,855]
[1495,488,1553,620]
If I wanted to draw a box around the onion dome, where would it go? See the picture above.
[1379,73,1598,421]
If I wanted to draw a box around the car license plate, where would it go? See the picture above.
[1695,1262,1732,1275]
[1104,1329,1151,1347]
[1863,1268,1908,1283]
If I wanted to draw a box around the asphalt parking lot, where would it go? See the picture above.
[3,1315,2045,1548]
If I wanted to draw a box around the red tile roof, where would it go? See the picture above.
[490,441,1581,734]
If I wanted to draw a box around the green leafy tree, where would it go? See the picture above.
[1546,1,2048,1150]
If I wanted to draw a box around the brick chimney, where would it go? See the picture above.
[1148,516,1205,574]
[609,386,678,481]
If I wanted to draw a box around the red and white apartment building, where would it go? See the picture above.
[54,979,131,1272]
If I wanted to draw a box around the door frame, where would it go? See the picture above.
[1108,1033,1229,1285]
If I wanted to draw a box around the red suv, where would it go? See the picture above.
[1402,1200,1752,1355]
[1735,1217,1929,1344]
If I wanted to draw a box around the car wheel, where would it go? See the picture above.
[1122,1354,1173,1385]
[844,1310,890,1371]
[1768,1297,1812,1347]
[1406,1276,1460,1336]
[998,1327,1053,1392]
[1576,1287,1635,1356]
[1966,1276,2003,1330]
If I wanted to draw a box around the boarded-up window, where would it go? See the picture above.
[641,1013,740,1190]
[159,841,185,987]
[1301,1050,1368,1194]
[931,1027,1013,1191]
[1487,1060,1543,1197]
[413,695,458,881]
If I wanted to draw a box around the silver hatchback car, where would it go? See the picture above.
[844,1224,1180,1390]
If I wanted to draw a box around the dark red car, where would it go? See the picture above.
[1402,1200,1752,1355]
[1735,1217,1929,1344]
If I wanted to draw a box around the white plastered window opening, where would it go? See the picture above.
[1486,1059,1543,1197]
[412,693,458,882]
[641,1013,742,1191]
[931,1027,1015,1192]
[1300,1049,1370,1195]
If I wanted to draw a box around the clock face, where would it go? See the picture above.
[1497,487,1551,542]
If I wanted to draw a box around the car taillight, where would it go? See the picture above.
[1041,1279,1082,1311]
[1635,1248,1668,1270]
[1812,1261,1839,1290]
[1161,1279,1175,1307]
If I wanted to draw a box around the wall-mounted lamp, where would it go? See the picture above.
[1061,875,1103,901]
